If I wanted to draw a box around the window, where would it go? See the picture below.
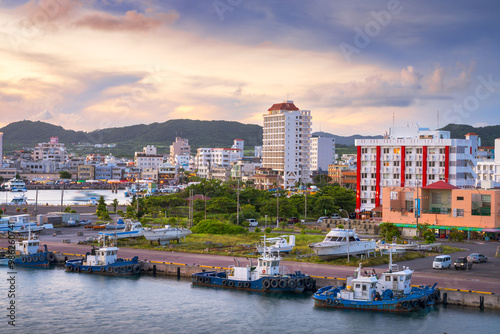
[429,161,435,167]
[393,174,400,179]
[393,148,400,154]
[371,173,376,178]
[429,175,436,180]
[416,148,423,154]
[393,161,400,167]
[383,148,390,154]
[405,174,412,180]
[416,161,422,167]
[457,196,464,201]
[439,148,445,154]
[457,209,464,217]
[405,161,412,167]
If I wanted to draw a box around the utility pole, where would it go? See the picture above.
[276,188,279,229]
[60,182,64,212]
[340,209,350,262]
[237,178,240,225]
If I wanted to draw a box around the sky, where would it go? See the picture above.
[0,0,499,136]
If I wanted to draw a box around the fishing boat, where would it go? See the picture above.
[143,226,192,245]
[313,247,439,312]
[0,227,57,267]
[2,178,27,192]
[9,193,28,206]
[308,228,376,260]
[192,247,315,293]
[65,240,141,275]
[99,220,143,240]
[0,215,43,233]
[256,235,295,253]
[105,218,126,230]
[376,240,441,252]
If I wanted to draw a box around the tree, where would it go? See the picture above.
[112,198,119,213]
[207,197,237,214]
[313,196,335,216]
[59,171,72,179]
[379,223,401,242]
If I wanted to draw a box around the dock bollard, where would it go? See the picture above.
[443,292,447,306]
[153,265,157,277]
[177,267,180,279]
[480,296,484,310]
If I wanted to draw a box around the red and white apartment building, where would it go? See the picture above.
[355,125,479,218]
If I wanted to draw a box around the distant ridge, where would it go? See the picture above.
[0,121,497,153]
[312,131,383,146]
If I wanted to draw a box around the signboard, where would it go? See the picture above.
[415,198,421,218]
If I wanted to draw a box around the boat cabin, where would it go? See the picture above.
[323,229,360,243]
[124,221,143,232]
[228,252,281,281]
[15,238,40,256]
[378,269,413,294]
[84,246,118,266]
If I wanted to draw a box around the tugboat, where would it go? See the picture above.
[192,247,315,293]
[313,247,439,312]
[65,238,141,275]
[0,228,57,267]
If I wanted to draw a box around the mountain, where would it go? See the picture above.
[312,132,383,146]
[439,124,499,146]
[0,119,263,153]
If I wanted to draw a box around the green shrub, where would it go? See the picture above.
[191,220,248,235]
[255,227,261,233]
[265,227,272,234]
[116,210,124,217]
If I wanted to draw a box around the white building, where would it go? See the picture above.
[193,144,242,179]
[311,136,335,172]
[231,139,244,158]
[355,126,478,214]
[262,100,312,189]
[476,138,500,188]
[32,137,67,163]
[254,146,263,158]
[135,145,163,170]
[175,154,191,171]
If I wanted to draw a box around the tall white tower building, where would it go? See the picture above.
[262,100,312,188]
[311,136,335,172]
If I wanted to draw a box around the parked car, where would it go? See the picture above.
[467,253,488,263]
[288,217,300,224]
[349,212,356,219]
[245,219,259,227]
[454,257,473,270]
[317,216,329,224]
[330,214,341,219]
[433,255,451,269]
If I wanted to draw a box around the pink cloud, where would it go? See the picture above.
[74,10,179,31]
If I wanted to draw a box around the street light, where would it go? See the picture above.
[339,209,350,263]
[265,215,268,229]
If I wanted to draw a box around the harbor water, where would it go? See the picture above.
[1,189,130,207]
[1,266,498,334]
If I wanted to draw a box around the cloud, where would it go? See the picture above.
[74,10,179,31]
[33,109,53,120]
[400,66,423,89]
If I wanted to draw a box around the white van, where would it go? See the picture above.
[433,255,451,269]
[245,219,259,227]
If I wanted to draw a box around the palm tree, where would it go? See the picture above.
[112,198,119,213]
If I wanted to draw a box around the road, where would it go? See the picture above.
[2,226,499,294]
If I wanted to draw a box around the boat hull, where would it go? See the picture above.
[0,251,57,267]
[65,258,142,275]
[192,271,315,293]
[311,241,377,260]
[313,285,440,312]
[143,229,192,245]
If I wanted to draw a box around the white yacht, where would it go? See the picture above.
[2,178,27,192]
[309,228,376,260]
[143,226,192,245]
[256,235,295,253]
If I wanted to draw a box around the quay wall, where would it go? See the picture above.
[52,253,499,310]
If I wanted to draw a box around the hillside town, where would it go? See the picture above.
[1,101,498,238]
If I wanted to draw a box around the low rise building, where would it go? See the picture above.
[77,165,95,180]
[251,168,279,190]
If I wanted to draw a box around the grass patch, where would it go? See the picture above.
[440,245,465,253]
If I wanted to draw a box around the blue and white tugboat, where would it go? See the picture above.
[65,238,141,275]
[0,228,57,267]
[313,247,439,312]
[192,246,315,292]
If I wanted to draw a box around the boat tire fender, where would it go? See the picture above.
[113,267,119,274]
[21,256,27,263]
[412,300,419,309]
[244,282,250,288]
[263,279,270,289]
[305,278,313,289]
[288,279,296,288]
[47,252,57,263]
[297,278,304,288]
[334,299,340,306]
[428,294,435,303]
[67,265,73,272]
[120,266,126,273]
[279,279,287,288]
[75,266,80,273]
[88,267,93,273]
[126,265,133,272]
[271,279,279,288]
[205,277,211,284]
[107,266,113,273]
[401,301,409,309]
[39,254,45,262]
[237,282,243,288]
[132,264,141,274]
[32,255,38,262]
[228,281,235,288]
[222,280,228,286]
[326,298,333,305]
[100,267,106,272]
[27,256,33,263]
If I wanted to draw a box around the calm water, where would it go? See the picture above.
[1,267,498,334]
[1,189,130,207]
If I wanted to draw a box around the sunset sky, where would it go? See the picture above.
[1,0,499,136]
